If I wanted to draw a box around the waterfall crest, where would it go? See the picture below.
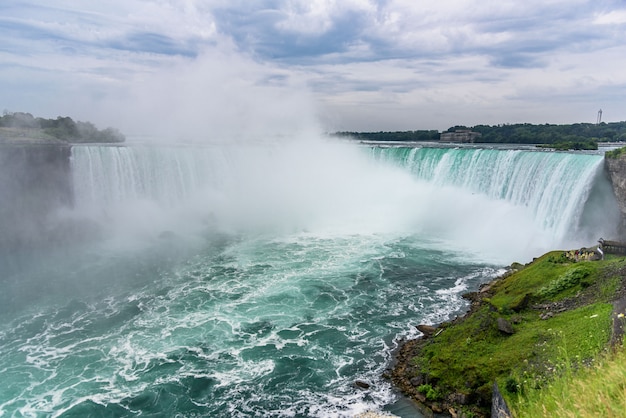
[68,143,620,262]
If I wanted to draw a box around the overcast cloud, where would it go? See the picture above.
[1,0,625,134]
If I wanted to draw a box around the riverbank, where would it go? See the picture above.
[388,248,626,417]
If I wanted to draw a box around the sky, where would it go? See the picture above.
[1,0,625,136]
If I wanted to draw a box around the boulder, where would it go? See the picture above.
[355,380,370,389]
[448,392,470,405]
[416,324,437,337]
[410,375,425,387]
[497,318,515,335]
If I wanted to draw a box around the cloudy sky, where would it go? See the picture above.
[1,0,625,136]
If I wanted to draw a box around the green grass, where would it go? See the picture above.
[511,345,626,417]
[488,252,573,311]
[403,251,625,416]
[413,303,612,408]
[498,303,612,396]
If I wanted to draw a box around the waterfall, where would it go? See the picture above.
[369,146,619,247]
[67,142,621,263]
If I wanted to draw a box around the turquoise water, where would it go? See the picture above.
[0,140,617,417]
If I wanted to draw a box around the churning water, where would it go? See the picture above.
[0,138,619,417]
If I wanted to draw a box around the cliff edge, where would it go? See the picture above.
[605,150,626,237]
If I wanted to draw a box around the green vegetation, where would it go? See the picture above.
[335,121,626,147]
[470,122,626,145]
[536,139,598,151]
[535,264,594,298]
[606,145,626,159]
[392,251,626,417]
[0,111,125,143]
[511,344,626,417]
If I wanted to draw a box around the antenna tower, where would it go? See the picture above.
[597,109,603,124]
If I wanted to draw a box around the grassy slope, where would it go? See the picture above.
[511,344,626,417]
[392,251,626,417]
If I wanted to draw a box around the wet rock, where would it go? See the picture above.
[479,280,498,294]
[462,292,479,302]
[355,380,370,389]
[415,391,427,403]
[448,392,469,405]
[410,375,425,387]
[416,324,437,337]
[431,403,444,413]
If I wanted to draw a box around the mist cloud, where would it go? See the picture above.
[97,44,320,141]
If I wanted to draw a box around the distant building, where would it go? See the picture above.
[440,129,482,143]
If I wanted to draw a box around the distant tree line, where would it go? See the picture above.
[466,122,626,147]
[0,111,125,143]
[333,130,441,142]
[334,121,626,150]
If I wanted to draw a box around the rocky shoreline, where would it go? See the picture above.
[388,273,504,418]
[385,249,626,418]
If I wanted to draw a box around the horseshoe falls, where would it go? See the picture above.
[0,139,620,417]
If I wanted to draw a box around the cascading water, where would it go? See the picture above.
[369,146,619,250]
[0,139,620,417]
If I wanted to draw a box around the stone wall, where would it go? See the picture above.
[604,154,626,238]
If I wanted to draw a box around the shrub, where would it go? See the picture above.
[606,146,626,159]
[417,384,442,401]
[536,265,593,298]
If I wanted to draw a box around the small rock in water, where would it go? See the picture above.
[355,380,371,389]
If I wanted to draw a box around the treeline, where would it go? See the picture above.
[0,111,125,143]
[335,121,626,148]
[333,130,440,142]
[468,121,626,144]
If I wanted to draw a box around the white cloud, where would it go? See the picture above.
[594,9,626,25]
[276,0,375,34]
[1,0,626,133]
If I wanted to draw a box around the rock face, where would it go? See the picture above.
[605,154,626,237]
[0,144,73,252]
